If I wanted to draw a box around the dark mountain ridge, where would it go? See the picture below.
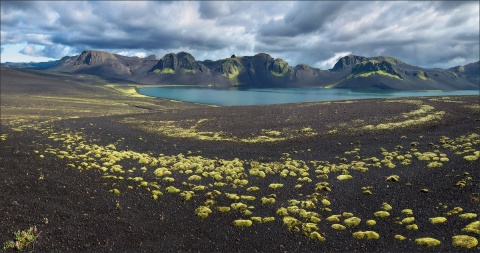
[4,50,479,90]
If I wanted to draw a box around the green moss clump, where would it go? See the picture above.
[407,224,419,230]
[446,207,463,216]
[352,231,380,240]
[302,223,319,233]
[231,202,248,210]
[452,235,478,249]
[464,155,478,161]
[246,186,260,192]
[458,213,477,219]
[269,183,284,189]
[263,217,275,223]
[385,175,400,182]
[166,186,181,194]
[233,219,253,227]
[332,224,346,230]
[251,217,263,223]
[180,191,194,201]
[415,237,441,247]
[366,220,376,226]
[110,189,120,195]
[401,217,415,224]
[344,217,361,227]
[217,206,231,213]
[401,209,413,215]
[195,206,212,219]
[374,211,390,218]
[429,217,447,224]
[309,231,326,241]
[301,200,316,209]
[395,234,407,241]
[276,207,289,216]
[321,199,331,206]
[283,216,302,232]
[381,202,392,211]
[326,215,341,223]
[462,221,480,235]
[337,175,353,180]
[261,197,276,205]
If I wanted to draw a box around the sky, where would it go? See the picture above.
[1,1,479,69]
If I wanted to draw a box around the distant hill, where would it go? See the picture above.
[6,50,479,90]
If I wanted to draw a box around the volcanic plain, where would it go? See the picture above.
[1,66,479,252]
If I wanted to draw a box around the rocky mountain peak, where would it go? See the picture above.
[75,50,117,66]
[331,55,369,71]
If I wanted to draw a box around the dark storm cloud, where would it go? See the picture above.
[1,1,478,68]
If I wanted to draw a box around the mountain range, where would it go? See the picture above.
[3,50,479,90]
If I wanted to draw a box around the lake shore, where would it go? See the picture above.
[1,67,479,252]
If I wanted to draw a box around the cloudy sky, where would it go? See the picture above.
[1,1,478,69]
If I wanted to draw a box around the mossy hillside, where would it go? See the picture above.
[349,60,403,80]
[270,58,291,77]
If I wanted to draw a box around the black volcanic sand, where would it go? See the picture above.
[1,67,479,252]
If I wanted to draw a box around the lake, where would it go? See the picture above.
[138,86,479,106]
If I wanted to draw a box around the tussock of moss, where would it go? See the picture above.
[337,175,353,180]
[269,183,284,189]
[233,219,252,227]
[332,224,346,230]
[110,189,120,195]
[446,207,463,216]
[366,220,376,226]
[352,231,380,240]
[326,215,341,223]
[381,202,392,211]
[452,235,478,249]
[415,237,441,247]
[395,235,407,241]
[309,231,326,241]
[458,213,477,219]
[283,216,302,232]
[406,224,419,230]
[429,217,447,224]
[195,206,212,219]
[374,211,390,218]
[344,217,361,227]
[462,221,480,235]
[385,175,400,182]
[401,217,415,224]
[401,209,413,215]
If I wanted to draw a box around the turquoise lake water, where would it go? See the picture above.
[138,86,479,106]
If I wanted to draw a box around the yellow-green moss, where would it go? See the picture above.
[217,206,231,213]
[366,220,377,226]
[110,188,120,195]
[429,217,447,224]
[233,219,253,227]
[407,224,419,230]
[261,197,276,205]
[415,237,441,247]
[263,217,275,223]
[337,175,353,180]
[309,231,326,241]
[195,206,212,219]
[269,183,284,189]
[446,207,463,216]
[462,221,480,235]
[395,234,407,241]
[464,155,478,161]
[401,209,413,215]
[352,231,380,240]
[321,199,331,206]
[385,175,400,182]
[283,216,302,232]
[231,202,248,210]
[381,202,392,211]
[344,217,361,227]
[401,217,415,224]
[276,207,289,216]
[332,224,346,230]
[452,235,478,249]
[326,215,341,223]
[165,186,180,194]
[374,211,390,218]
[458,213,477,219]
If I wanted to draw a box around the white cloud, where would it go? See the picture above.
[314,52,352,70]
